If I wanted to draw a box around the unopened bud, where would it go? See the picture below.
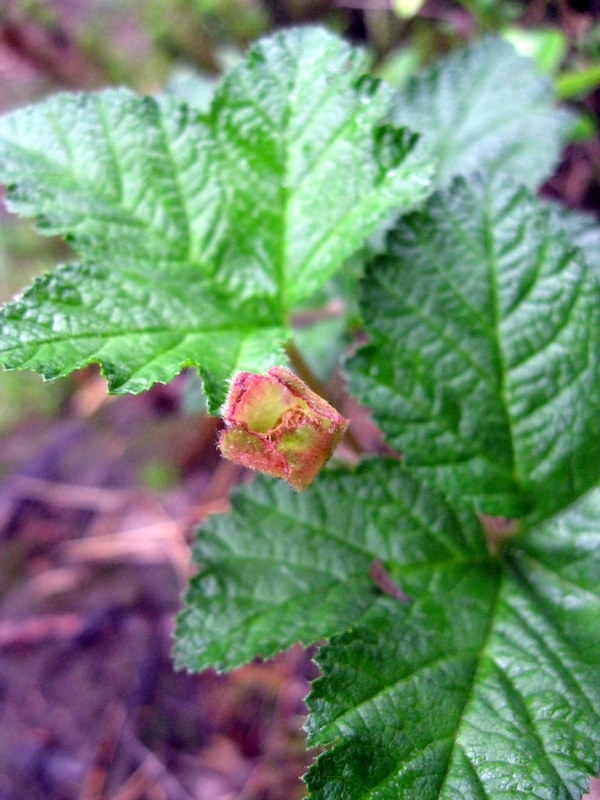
[218,366,348,490]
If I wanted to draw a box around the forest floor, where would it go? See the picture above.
[0,373,319,800]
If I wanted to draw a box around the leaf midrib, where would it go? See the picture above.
[1,100,200,264]
[481,187,521,492]
[434,570,503,799]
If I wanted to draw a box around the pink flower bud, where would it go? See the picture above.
[218,366,348,490]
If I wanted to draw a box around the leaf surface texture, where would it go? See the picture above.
[0,28,432,407]
[175,460,484,670]
[347,176,600,519]
[393,37,572,188]
[306,487,600,800]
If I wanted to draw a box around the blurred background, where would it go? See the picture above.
[0,1,598,798]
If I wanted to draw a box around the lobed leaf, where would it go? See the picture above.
[0,28,433,409]
[202,26,433,305]
[347,175,600,520]
[0,261,287,412]
[306,487,600,800]
[0,91,213,267]
[174,459,486,671]
[393,37,572,188]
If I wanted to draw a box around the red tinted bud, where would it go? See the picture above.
[218,366,348,490]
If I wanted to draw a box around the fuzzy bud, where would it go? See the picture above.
[218,366,348,490]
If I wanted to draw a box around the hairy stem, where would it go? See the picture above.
[285,339,364,455]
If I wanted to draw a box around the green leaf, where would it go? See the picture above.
[0,27,432,405]
[550,203,600,279]
[164,65,220,111]
[0,91,209,266]
[306,487,600,800]
[393,37,572,188]
[568,111,597,141]
[501,27,566,75]
[346,175,600,520]
[0,261,287,412]
[556,64,600,99]
[174,419,598,796]
[174,459,486,671]
[182,26,433,306]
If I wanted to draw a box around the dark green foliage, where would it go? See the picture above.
[346,176,600,521]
